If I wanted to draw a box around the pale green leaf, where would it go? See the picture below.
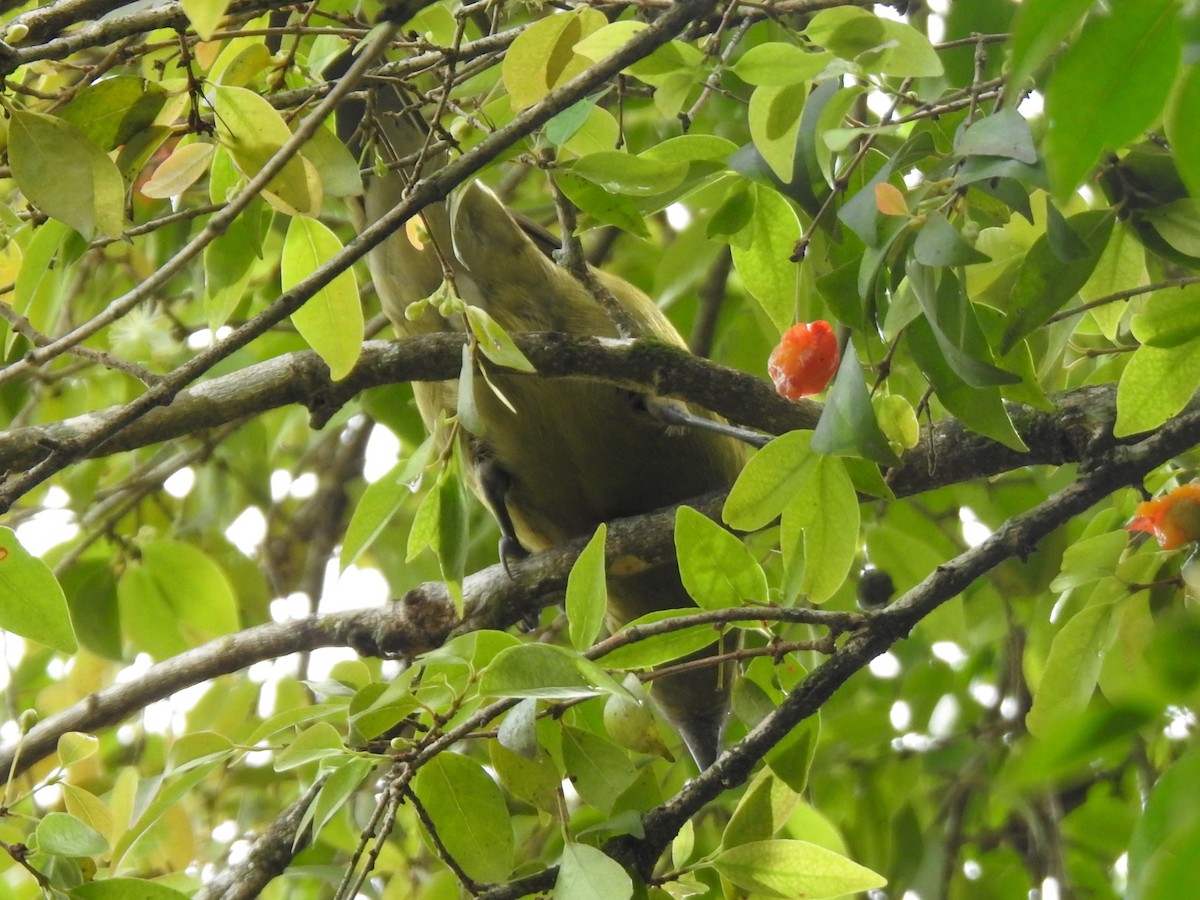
[481,643,603,699]
[282,216,362,380]
[1026,593,1120,738]
[712,839,887,899]
[273,722,345,771]
[731,43,831,86]
[140,141,215,199]
[57,732,99,768]
[465,305,536,373]
[675,505,767,609]
[780,455,858,604]
[556,843,634,900]
[1115,338,1200,436]
[567,524,607,650]
[0,527,76,654]
[212,85,321,215]
[35,812,108,857]
[180,0,231,40]
[501,9,606,109]
[9,220,66,356]
[730,185,801,331]
[723,431,816,532]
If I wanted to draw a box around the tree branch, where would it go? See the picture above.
[0,332,1148,507]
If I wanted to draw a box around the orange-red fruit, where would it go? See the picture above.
[1126,483,1200,550]
[768,321,840,400]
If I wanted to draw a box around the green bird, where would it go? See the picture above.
[347,88,747,768]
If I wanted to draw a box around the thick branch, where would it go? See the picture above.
[0,333,1149,504]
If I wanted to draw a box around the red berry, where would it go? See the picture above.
[768,321,839,400]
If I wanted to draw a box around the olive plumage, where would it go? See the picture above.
[352,91,747,768]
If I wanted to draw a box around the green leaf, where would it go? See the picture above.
[282,216,362,380]
[1115,338,1200,436]
[341,441,433,571]
[300,123,364,199]
[913,212,991,267]
[748,82,809,181]
[481,643,603,699]
[555,843,634,900]
[907,316,1028,451]
[117,540,238,660]
[568,151,688,197]
[567,525,607,650]
[1168,64,1200,202]
[908,264,1019,389]
[73,879,191,900]
[724,770,800,848]
[299,757,376,843]
[779,454,858,604]
[812,338,902,465]
[731,184,801,331]
[1000,208,1114,352]
[1043,0,1181,195]
[1079,222,1148,340]
[731,43,831,86]
[414,752,515,884]
[57,732,99,768]
[180,0,230,40]
[61,784,112,849]
[724,431,815,532]
[1127,744,1200,900]
[35,811,108,857]
[598,610,728,669]
[502,8,606,109]
[1007,0,1094,94]
[0,527,77,654]
[490,741,560,813]
[675,506,767,610]
[806,7,942,77]
[953,107,1037,164]
[560,726,637,814]
[212,85,321,215]
[1025,591,1121,738]
[555,172,650,237]
[712,839,887,899]
[9,219,68,356]
[273,721,345,771]
[61,76,166,151]
[766,716,819,793]
[465,305,536,373]
[9,110,125,240]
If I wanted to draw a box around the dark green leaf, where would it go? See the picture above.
[1044,0,1181,195]
[1000,208,1114,352]
[812,338,901,464]
[953,107,1037,163]
[912,212,991,267]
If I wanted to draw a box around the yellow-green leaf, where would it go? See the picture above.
[0,527,76,654]
[282,217,362,380]
[9,111,125,240]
